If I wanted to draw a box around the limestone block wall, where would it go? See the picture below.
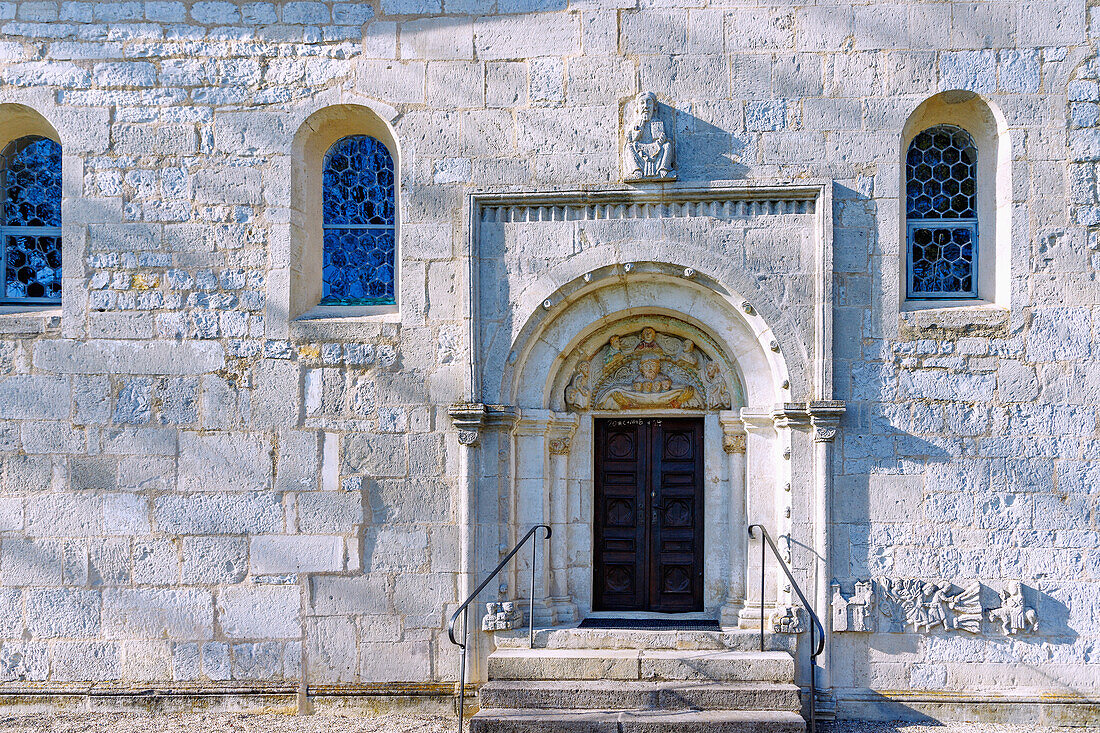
[0,0,1092,716]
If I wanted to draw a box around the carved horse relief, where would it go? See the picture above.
[564,324,741,413]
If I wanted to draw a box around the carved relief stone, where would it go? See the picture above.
[988,582,1039,635]
[876,578,983,634]
[623,92,676,182]
[771,605,805,634]
[482,602,522,631]
[564,325,738,412]
[831,580,875,632]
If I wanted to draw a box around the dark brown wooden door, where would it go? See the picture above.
[593,418,704,613]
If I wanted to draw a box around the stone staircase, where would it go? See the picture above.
[471,627,806,732]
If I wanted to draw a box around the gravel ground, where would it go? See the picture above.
[0,714,1087,733]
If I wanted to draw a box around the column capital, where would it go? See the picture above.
[808,400,845,443]
[547,413,578,455]
[448,402,487,446]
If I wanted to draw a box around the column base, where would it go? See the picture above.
[737,602,773,630]
[548,596,579,625]
[719,599,744,630]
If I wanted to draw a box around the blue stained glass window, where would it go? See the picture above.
[0,136,62,302]
[905,125,978,298]
[321,135,395,305]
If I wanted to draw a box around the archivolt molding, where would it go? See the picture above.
[497,263,797,411]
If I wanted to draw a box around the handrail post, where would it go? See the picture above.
[759,526,765,652]
[749,524,823,733]
[529,532,537,649]
[456,606,468,733]
[447,525,552,733]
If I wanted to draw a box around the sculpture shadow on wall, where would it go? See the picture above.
[666,105,751,183]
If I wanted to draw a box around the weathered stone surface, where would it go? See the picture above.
[177,432,272,492]
[154,493,283,535]
[217,585,300,640]
[249,535,344,574]
[102,589,214,640]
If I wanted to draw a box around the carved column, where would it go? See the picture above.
[720,411,747,628]
[546,414,579,623]
[739,409,777,628]
[512,411,553,625]
[809,400,844,701]
[448,402,486,683]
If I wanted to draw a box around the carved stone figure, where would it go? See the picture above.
[564,360,590,410]
[989,582,1039,635]
[702,360,731,410]
[623,92,676,181]
[482,601,522,631]
[771,605,805,634]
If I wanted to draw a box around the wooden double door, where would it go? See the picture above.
[593,418,704,613]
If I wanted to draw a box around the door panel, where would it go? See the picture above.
[594,418,704,613]
[594,419,647,611]
[649,419,704,612]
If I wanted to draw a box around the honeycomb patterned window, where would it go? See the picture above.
[321,135,395,306]
[0,135,62,303]
[905,124,978,298]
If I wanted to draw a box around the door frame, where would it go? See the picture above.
[592,416,706,613]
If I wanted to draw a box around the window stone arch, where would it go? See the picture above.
[901,92,1011,308]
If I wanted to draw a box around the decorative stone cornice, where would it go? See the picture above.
[448,403,487,446]
[475,185,821,225]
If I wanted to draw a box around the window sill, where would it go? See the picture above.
[289,304,399,341]
[0,305,61,336]
[898,303,1009,340]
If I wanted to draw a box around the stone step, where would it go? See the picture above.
[478,680,802,712]
[494,627,790,653]
[469,708,806,733]
[487,649,794,683]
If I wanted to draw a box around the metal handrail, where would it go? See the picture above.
[748,524,825,733]
[447,524,551,733]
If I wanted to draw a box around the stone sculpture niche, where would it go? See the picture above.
[623,92,677,182]
[564,326,734,412]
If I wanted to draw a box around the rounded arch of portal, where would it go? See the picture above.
[502,263,795,413]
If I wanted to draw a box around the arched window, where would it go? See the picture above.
[320,135,395,306]
[905,124,978,298]
[0,135,61,302]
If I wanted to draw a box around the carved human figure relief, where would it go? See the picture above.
[563,324,738,412]
[875,578,984,634]
[988,582,1039,635]
[623,92,676,181]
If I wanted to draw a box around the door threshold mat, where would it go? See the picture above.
[577,618,720,631]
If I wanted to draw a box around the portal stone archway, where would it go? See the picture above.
[453,185,841,685]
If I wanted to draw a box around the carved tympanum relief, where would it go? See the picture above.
[830,578,1039,636]
[564,325,739,412]
[623,92,677,182]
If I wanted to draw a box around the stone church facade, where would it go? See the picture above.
[0,0,1096,724]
